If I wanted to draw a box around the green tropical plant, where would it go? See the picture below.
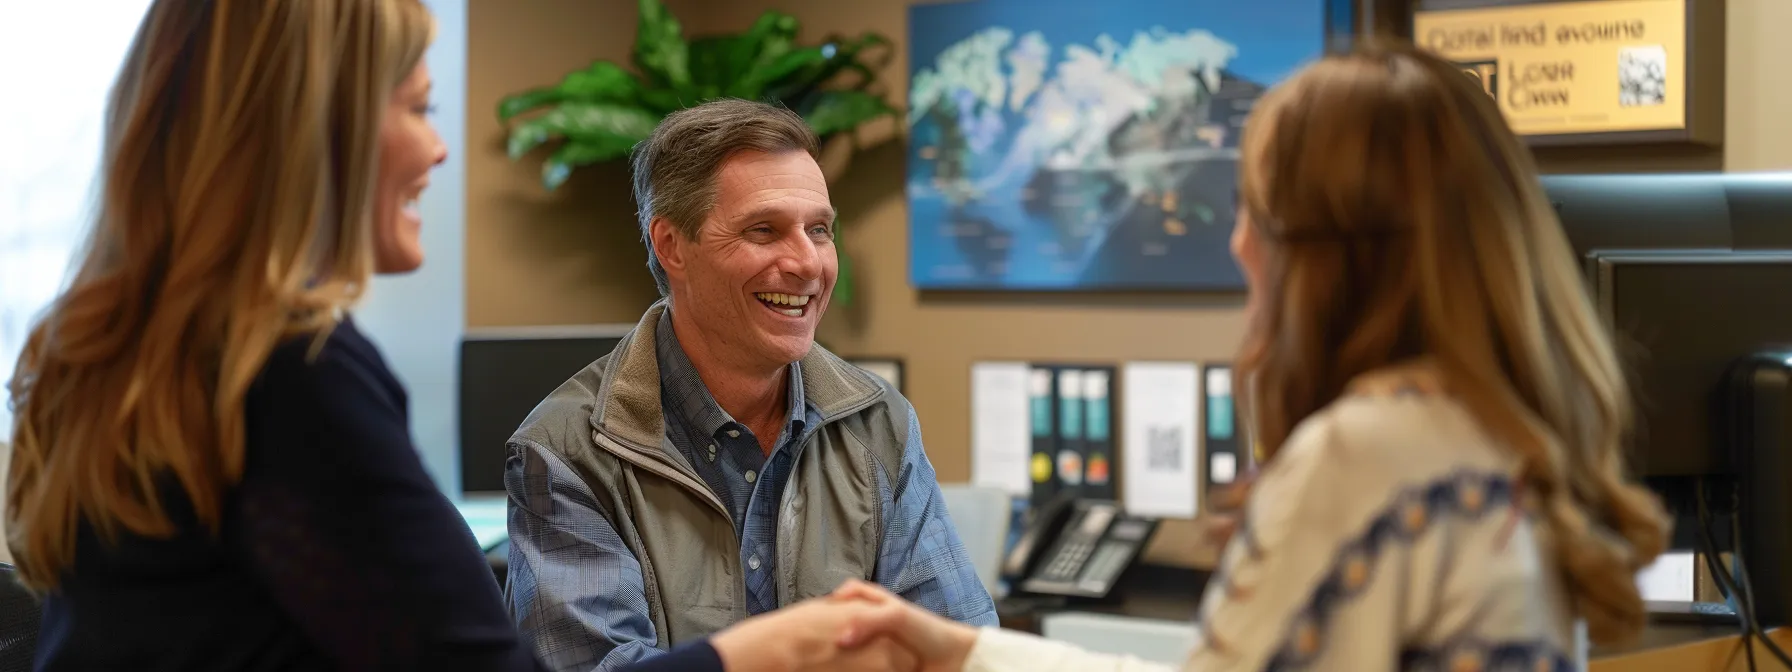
[497,0,896,305]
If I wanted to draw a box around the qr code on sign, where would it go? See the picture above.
[1146,426,1182,471]
[1619,45,1667,107]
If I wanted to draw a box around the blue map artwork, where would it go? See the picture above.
[906,0,1327,290]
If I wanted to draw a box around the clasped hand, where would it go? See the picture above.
[709,580,979,672]
[712,475,1258,672]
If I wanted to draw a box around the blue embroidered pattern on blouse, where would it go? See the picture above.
[1398,638,1575,672]
[1264,470,1523,670]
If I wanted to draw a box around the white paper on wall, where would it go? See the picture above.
[1121,361,1202,518]
[970,361,1032,497]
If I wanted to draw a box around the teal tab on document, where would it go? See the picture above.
[1086,398,1109,440]
[1060,395,1083,434]
[1208,395,1234,440]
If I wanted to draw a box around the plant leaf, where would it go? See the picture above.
[687,36,744,93]
[716,12,801,99]
[732,46,828,100]
[638,88,689,114]
[542,138,636,190]
[556,62,643,104]
[762,33,890,102]
[744,11,801,60]
[506,124,553,160]
[801,90,898,138]
[691,10,796,96]
[633,0,691,89]
[496,87,564,123]
[507,102,661,159]
[498,63,644,123]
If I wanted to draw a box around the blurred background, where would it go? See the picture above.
[4,1,1791,668]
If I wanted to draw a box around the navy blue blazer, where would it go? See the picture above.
[33,318,722,672]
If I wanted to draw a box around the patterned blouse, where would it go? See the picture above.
[964,362,1589,671]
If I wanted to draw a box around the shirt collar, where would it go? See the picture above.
[655,308,807,442]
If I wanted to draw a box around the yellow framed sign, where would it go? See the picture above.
[1413,0,1722,145]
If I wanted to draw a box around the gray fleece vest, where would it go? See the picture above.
[506,301,911,649]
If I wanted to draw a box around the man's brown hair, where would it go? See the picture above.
[630,98,820,295]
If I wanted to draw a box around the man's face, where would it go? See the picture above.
[657,149,837,371]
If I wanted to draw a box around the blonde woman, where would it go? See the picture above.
[825,42,1671,672]
[0,0,508,667]
[3,2,926,671]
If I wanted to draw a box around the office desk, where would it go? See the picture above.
[999,563,1778,671]
[1592,627,1792,671]
[996,565,1206,634]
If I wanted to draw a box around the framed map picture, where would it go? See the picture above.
[906,0,1339,290]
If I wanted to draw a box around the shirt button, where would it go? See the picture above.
[745,470,757,483]
[748,555,762,571]
[727,429,741,438]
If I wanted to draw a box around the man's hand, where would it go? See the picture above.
[802,637,919,672]
[830,580,977,672]
[711,598,918,672]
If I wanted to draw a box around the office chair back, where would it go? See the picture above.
[0,563,40,672]
[938,484,1014,597]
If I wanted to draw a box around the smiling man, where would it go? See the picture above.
[502,99,997,671]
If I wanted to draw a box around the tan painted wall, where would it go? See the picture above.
[466,0,694,327]
[1722,0,1792,172]
[466,0,1792,565]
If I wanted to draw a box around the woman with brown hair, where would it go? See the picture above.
[825,41,1671,672]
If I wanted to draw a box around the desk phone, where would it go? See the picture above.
[1003,497,1159,599]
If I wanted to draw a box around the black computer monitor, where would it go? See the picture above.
[1543,173,1792,566]
[458,327,628,494]
[1593,251,1792,566]
[1542,173,1792,475]
[1541,172,1792,262]
[1593,251,1792,478]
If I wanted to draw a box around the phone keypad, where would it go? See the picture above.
[1077,542,1133,591]
[1046,539,1097,580]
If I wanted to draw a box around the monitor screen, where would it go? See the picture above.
[459,328,627,494]
[1599,252,1792,478]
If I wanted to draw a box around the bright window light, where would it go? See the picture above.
[0,2,152,435]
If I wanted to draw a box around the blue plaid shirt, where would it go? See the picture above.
[654,311,805,616]
[505,311,997,671]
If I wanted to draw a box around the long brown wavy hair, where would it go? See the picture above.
[1234,42,1669,644]
[5,0,434,591]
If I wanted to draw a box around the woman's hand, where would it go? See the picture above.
[711,598,918,672]
[831,580,978,672]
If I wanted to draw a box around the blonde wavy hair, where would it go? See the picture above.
[1235,42,1669,644]
[5,0,434,591]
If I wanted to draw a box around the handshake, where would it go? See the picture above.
[708,580,981,672]
[702,475,1254,672]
